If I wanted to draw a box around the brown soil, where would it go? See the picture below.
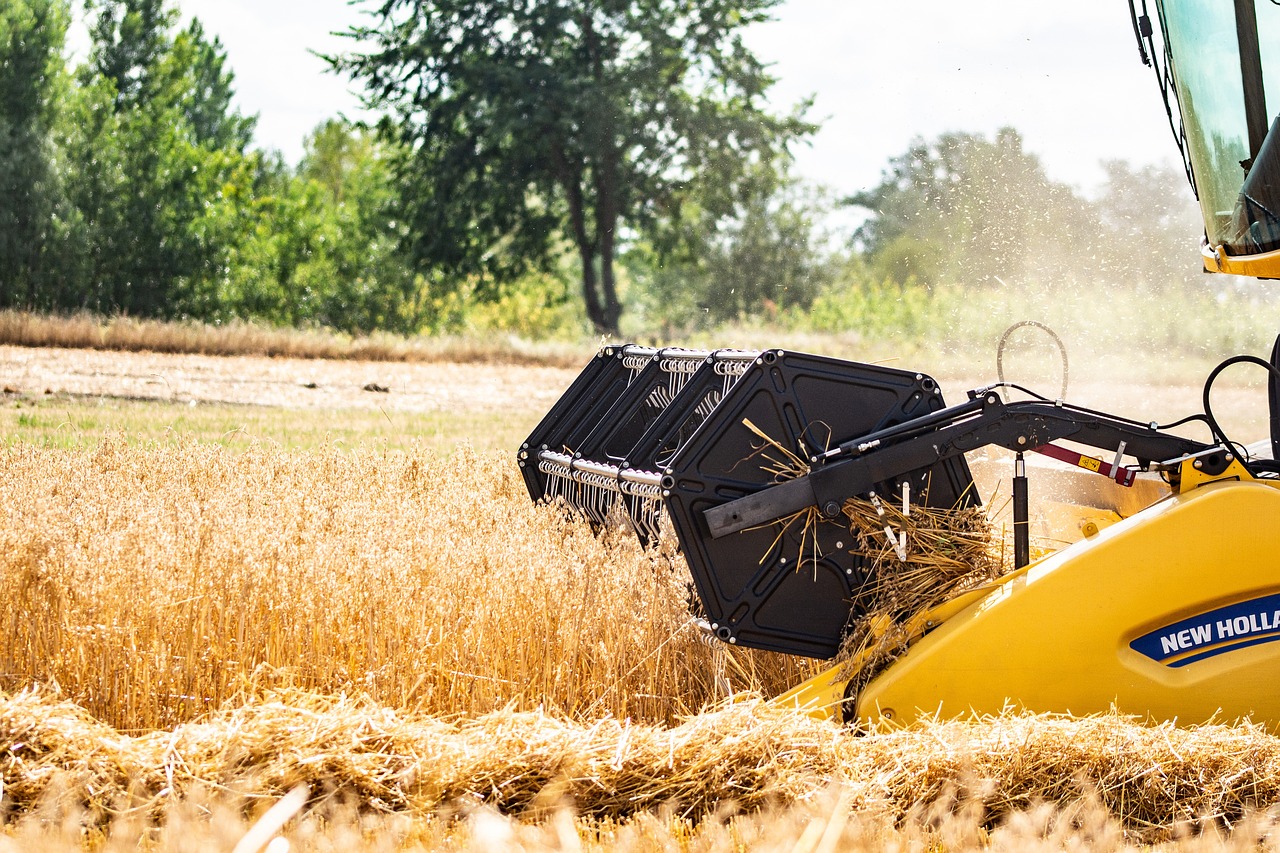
[0,344,581,414]
[0,344,1268,445]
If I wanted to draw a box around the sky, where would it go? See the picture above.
[71,1,1186,202]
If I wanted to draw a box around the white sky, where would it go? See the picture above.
[71,1,1186,201]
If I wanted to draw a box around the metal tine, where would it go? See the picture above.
[599,351,760,545]
[519,343,661,510]
[624,349,758,474]
[532,349,709,509]
[524,347,758,546]
[574,348,715,463]
[624,353,759,539]
[619,467,667,544]
[629,495,662,544]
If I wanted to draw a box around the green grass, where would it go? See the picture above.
[639,277,1280,389]
[0,393,542,452]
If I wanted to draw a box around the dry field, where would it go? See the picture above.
[2,336,1271,448]
[4,343,1280,851]
[0,343,582,452]
[0,343,576,414]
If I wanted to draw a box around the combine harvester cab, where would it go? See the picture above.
[522,341,1280,731]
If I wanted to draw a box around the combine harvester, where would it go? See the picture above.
[521,0,1280,729]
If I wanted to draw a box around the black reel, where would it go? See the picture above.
[661,350,976,659]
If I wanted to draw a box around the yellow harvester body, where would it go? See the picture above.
[765,0,1280,730]
[779,461,1280,729]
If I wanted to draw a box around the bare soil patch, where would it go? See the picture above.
[0,344,1269,446]
[0,344,579,415]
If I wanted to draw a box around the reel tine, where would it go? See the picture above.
[522,347,758,544]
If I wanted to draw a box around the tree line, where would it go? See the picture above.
[0,0,1204,340]
[1,0,424,334]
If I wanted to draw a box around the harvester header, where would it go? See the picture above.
[521,341,1280,729]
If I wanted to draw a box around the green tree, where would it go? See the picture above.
[847,128,1093,288]
[1093,159,1202,287]
[89,0,170,111]
[0,0,68,306]
[171,19,255,150]
[332,0,812,335]
[225,120,420,334]
[68,0,258,317]
[633,163,835,328]
[50,71,127,312]
[299,120,422,332]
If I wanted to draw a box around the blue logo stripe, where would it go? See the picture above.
[1169,632,1280,667]
[1172,630,1280,666]
[1130,592,1280,668]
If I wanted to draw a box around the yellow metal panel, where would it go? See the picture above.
[772,575,1034,722]
[772,664,846,720]
[1176,456,1254,493]
[1203,242,1280,278]
[855,479,1280,731]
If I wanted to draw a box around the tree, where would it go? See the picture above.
[88,0,170,110]
[66,0,258,317]
[297,120,421,332]
[631,162,835,328]
[847,128,1094,288]
[223,120,421,333]
[171,19,255,150]
[332,0,812,335]
[0,0,68,306]
[849,128,1206,291]
[1093,159,1202,287]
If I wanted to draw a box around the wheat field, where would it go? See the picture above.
[0,440,820,732]
[4,399,1280,848]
